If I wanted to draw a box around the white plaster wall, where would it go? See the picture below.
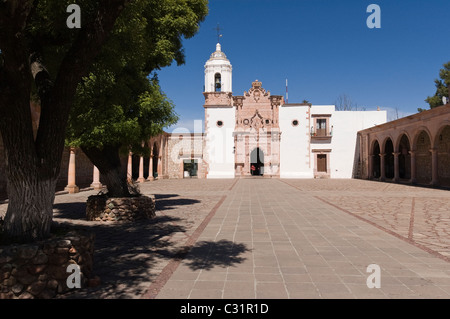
[279,105,313,178]
[205,107,236,178]
[310,105,335,115]
[329,110,387,178]
[204,62,232,93]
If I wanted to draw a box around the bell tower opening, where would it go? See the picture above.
[215,73,222,92]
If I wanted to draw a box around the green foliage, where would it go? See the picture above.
[65,0,207,155]
[424,62,450,109]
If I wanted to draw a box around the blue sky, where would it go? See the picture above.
[158,0,450,132]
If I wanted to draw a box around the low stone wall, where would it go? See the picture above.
[86,195,156,222]
[0,230,95,299]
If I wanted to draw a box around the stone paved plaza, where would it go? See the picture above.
[1,178,450,299]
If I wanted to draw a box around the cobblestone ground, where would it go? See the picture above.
[282,179,450,258]
[1,178,450,299]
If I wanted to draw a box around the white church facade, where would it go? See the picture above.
[122,43,388,182]
[182,43,387,179]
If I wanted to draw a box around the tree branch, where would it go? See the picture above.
[29,51,53,102]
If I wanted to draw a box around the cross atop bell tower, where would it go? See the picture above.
[213,23,223,44]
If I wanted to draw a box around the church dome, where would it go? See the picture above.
[208,43,229,61]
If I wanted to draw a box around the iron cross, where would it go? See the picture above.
[214,23,223,43]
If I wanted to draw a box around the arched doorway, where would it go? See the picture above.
[372,140,381,178]
[415,130,432,184]
[250,148,264,176]
[152,142,159,179]
[384,138,394,179]
[437,125,450,186]
[398,134,411,180]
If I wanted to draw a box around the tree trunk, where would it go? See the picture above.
[82,145,134,198]
[3,176,55,243]
[0,0,130,242]
[0,95,59,242]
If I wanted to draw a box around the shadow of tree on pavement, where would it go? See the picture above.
[154,194,201,211]
[181,240,251,271]
[56,214,187,299]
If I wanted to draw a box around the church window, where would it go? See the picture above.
[265,119,270,125]
[217,120,223,127]
[243,119,249,126]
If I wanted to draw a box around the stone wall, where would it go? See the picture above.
[167,134,205,179]
[438,126,450,185]
[0,230,95,299]
[416,131,432,183]
[86,195,156,222]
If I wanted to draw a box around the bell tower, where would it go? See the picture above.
[203,43,235,179]
[204,43,232,93]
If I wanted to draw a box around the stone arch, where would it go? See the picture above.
[436,125,450,186]
[414,130,432,184]
[412,126,433,151]
[380,135,394,154]
[371,139,381,179]
[397,133,411,180]
[395,131,412,152]
[432,120,450,148]
[383,137,394,179]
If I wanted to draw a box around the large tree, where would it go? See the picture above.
[0,0,136,242]
[66,0,207,197]
[68,73,179,197]
[419,62,450,112]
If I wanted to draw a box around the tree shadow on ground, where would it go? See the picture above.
[53,202,87,220]
[153,194,179,200]
[180,240,251,271]
[53,194,201,220]
[52,193,219,299]
[55,213,187,299]
[154,194,201,211]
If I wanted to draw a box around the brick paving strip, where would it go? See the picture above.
[141,195,227,299]
[409,197,415,241]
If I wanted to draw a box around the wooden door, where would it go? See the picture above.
[317,154,327,172]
